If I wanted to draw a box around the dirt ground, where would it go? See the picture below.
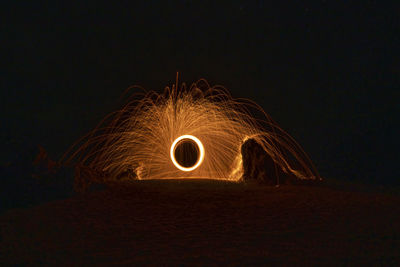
[1,179,399,266]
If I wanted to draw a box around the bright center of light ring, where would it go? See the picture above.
[170,135,205,172]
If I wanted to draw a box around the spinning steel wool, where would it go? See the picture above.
[62,76,320,184]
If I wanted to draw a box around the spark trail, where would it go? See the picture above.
[62,77,320,185]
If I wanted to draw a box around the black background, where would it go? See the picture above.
[2,1,399,185]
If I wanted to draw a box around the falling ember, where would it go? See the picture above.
[62,76,320,183]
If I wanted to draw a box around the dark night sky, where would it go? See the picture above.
[1,1,399,184]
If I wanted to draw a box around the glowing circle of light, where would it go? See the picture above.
[170,135,205,172]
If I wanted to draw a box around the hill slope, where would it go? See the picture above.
[1,180,399,265]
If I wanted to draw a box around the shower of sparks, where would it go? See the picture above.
[62,77,320,183]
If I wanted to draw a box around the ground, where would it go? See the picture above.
[1,179,399,265]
